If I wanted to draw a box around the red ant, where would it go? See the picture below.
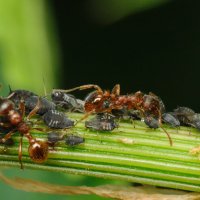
[0,98,49,169]
[53,84,172,146]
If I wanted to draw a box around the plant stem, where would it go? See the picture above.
[1,113,200,192]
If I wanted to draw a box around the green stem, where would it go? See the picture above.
[1,113,200,192]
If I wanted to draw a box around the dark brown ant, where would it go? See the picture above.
[54,84,172,145]
[0,98,49,169]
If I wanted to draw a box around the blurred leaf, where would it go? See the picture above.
[0,0,60,95]
[86,0,170,24]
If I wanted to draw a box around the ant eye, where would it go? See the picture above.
[103,100,110,109]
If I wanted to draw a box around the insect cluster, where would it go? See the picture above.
[0,84,200,168]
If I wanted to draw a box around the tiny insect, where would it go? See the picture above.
[65,135,85,146]
[51,91,84,112]
[0,98,49,168]
[187,113,200,130]
[143,116,159,129]
[47,132,63,148]
[162,113,180,127]
[7,86,37,105]
[25,96,56,115]
[85,113,118,131]
[112,109,141,121]
[43,109,74,129]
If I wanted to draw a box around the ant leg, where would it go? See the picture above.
[19,100,25,119]
[53,84,103,94]
[158,110,173,146]
[27,97,41,119]
[159,126,173,146]
[18,136,24,169]
[111,84,120,96]
[75,111,95,125]
[0,130,15,143]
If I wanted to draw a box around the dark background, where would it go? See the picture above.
[51,0,200,112]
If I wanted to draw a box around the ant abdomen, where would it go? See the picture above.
[28,140,49,163]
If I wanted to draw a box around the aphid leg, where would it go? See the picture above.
[53,84,103,94]
[130,118,136,128]
[27,97,41,119]
[18,136,24,169]
[111,84,120,96]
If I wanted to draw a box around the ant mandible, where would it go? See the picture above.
[53,84,172,146]
[0,98,49,169]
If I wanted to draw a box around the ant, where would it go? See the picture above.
[0,98,49,169]
[54,84,172,146]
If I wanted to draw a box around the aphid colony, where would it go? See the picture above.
[0,84,199,168]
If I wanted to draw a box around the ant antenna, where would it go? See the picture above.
[53,84,103,94]
[160,126,173,146]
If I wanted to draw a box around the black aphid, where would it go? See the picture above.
[188,113,200,130]
[65,135,85,146]
[47,132,63,145]
[7,87,37,105]
[25,96,56,115]
[43,109,74,129]
[173,107,195,126]
[112,109,141,121]
[85,113,118,131]
[51,91,84,112]
[162,113,180,127]
[144,116,159,129]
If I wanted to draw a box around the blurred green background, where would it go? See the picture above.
[0,0,199,199]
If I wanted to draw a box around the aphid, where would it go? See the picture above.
[173,107,195,126]
[43,109,74,129]
[162,113,180,127]
[85,113,118,131]
[187,113,200,130]
[112,109,141,121]
[25,96,56,115]
[54,84,172,145]
[51,91,84,112]
[143,116,159,129]
[7,86,37,105]
[47,132,63,147]
[47,132,63,144]
[0,98,49,168]
[65,135,85,146]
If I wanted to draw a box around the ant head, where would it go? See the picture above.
[84,91,112,112]
[0,99,14,115]
[28,140,49,163]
